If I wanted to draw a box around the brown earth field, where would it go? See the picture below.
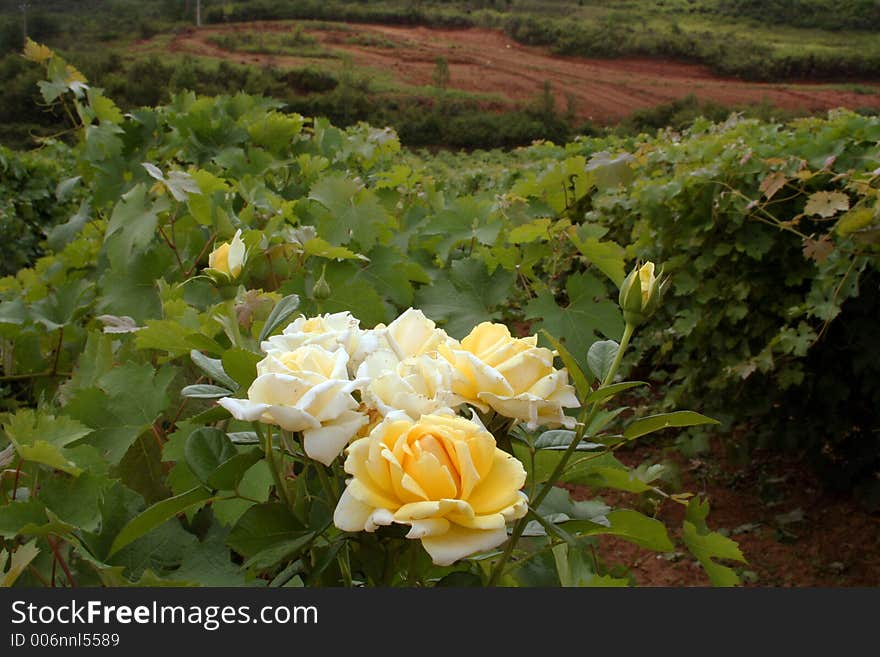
[159,21,880,123]
[576,437,880,587]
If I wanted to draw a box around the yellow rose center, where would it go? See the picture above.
[301,317,324,332]
[403,429,462,499]
[277,349,334,377]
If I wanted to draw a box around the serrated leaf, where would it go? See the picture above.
[683,497,746,586]
[104,184,162,258]
[759,171,787,200]
[802,235,834,263]
[804,191,849,218]
[415,259,515,339]
[836,207,875,235]
[565,510,674,552]
[526,272,623,377]
[623,411,719,440]
[2,539,40,587]
[569,229,626,286]
[508,218,551,244]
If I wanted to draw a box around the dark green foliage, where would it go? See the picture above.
[0,144,79,275]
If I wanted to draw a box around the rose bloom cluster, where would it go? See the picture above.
[219,309,579,565]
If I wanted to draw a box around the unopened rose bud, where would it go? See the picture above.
[619,260,666,326]
[312,265,331,300]
[206,229,246,282]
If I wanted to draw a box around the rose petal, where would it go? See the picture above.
[303,410,368,466]
[420,524,508,566]
[333,486,374,532]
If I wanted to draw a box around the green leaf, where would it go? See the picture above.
[1,540,40,587]
[569,229,626,286]
[534,430,603,452]
[103,184,163,258]
[227,503,305,558]
[566,510,674,552]
[172,526,264,587]
[116,433,169,505]
[184,428,237,486]
[623,411,720,441]
[243,531,315,570]
[419,197,501,262]
[66,363,176,465]
[39,473,111,532]
[540,329,590,398]
[0,500,49,539]
[190,349,239,390]
[221,348,262,390]
[258,294,301,342]
[207,447,263,491]
[181,384,234,399]
[508,218,551,244]
[108,486,212,557]
[526,272,623,376]
[587,340,619,381]
[583,381,649,405]
[683,497,746,586]
[415,259,515,339]
[3,409,94,475]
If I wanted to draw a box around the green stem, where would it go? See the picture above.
[313,458,338,508]
[264,425,294,512]
[487,322,636,586]
[405,539,422,587]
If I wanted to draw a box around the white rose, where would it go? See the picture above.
[371,308,457,361]
[261,311,377,374]
[218,344,368,466]
[358,352,465,420]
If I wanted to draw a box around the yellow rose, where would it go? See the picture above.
[333,412,528,566]
[440,322,579,429]
[207,229,246,279]
[218,344,368,466]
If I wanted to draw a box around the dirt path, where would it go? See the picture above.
[160,21,880,123]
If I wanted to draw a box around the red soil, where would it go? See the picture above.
[161,21,880,123]
[576,438,880,587]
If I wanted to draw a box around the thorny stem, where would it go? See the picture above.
[487,322,636,586]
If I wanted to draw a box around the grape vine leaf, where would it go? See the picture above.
[526,272,623,376]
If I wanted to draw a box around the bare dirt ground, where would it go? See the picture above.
[578,438,880,587]
[162,21,880,123]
